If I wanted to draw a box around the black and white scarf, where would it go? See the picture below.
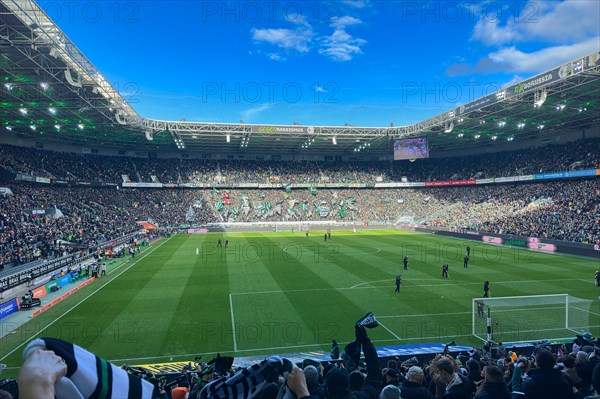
[199,356,292,399]
[23,337,157,398]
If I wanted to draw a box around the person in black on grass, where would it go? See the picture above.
[467,246,471,256]
[442,264,449,279]
[483,280,490,297]
[217,239,222,248]
[324,233,327,242]
[225,240,229,249]
[395,275,402,292]
[464,255,469,268]
[403,256,409,270]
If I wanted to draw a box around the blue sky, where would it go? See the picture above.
[38,0,600,126]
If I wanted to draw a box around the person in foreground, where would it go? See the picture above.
[18,348,67,399]
[522,348,575,399]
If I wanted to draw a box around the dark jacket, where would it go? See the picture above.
[473,381,511,399]
[400,380,436,399]
[308,382,326,399]
[443,374,473,399]
[522,368,575,399]
[347,339,381,399]
[467,370,484,394]
[339,338,381,399]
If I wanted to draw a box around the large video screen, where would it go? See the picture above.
[393,137,429,160]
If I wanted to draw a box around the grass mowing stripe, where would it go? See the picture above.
[228,234,322,350]
[3,231,596,371]
[0,235,173,363]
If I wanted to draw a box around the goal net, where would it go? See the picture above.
[472,294,593,343]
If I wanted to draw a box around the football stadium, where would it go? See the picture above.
[0,0,599,398]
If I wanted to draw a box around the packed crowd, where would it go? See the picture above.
[2,321,599,399]
[418,180,600,244]
[0,138,598,185]
[1,178,598,268]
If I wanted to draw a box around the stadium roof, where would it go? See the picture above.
[1,0,599,156]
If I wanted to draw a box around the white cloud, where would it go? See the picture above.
[251,28,312,53]
[319,29,367,61]
[317,15,366,62]
[524,0,600,43]
[342,0,369,8]
[450,1,600,76]
[330,16,362,29]
[284,13,310,28]
[471,0,600,46]
[251,13,366,62]
[241,104,273,121]
[488,38,600,73]
[268,53,286,61]
[472,19,520,47]
[447,37,599,76]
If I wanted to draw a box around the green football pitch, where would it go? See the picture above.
[1,231,598,374]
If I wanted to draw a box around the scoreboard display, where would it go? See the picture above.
[394,137,429,160]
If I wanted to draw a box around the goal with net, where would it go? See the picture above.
[472,294,593,343]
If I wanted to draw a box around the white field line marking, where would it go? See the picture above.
[233,278,586,296]
[229,294,238,352]
[0,236,174,362]
[352,278,442,288]
[378,320,401,341]
[571,306,600,317]
[378,311,470,319]
[97,323,600,364]
[380,307,600,318]
[0,258,134,340]
[282,247,381,256]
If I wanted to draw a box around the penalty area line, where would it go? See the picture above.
[378,320,401,341]
[0,235,174,363]
[229,294,238,352]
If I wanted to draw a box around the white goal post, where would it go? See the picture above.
[472,294,593,343]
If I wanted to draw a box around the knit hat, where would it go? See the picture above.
[406,366,423,379]
[303,365,319,388]
[380,384,402,399]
